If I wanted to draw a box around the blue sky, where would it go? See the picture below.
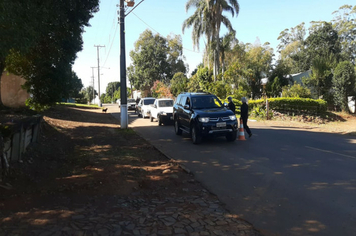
[72,0,352,99]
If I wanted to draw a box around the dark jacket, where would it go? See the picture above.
[228,101,236,114]
[241,103,248,120]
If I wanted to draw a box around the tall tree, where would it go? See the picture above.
[277,22,306,53]
[266,60,292,97]
[307,54,336,99]
[219,32,236,78]
[182,0,213,69]
[332,61,356,112]
[305,21,341,62]
[170,72,188,97]
[128,30,187,93]
[182,0,212,51]
[183,0,239,81]
[244,41,274,98]
[1,0,99,108]
[106,82,121,99]
[82,86,98,103]
[277,23,307,73]
[331,5,356,63]
[208,0,239,81]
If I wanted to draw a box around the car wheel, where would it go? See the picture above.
[191,124,202,144]
[226,131,237,142]
[138,111,141,117]
[158,116,162,126]
[150,114,154,122]
[174,119,182,135]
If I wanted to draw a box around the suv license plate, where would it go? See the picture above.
[216,122,226,128]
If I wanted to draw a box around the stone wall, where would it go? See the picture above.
[1,72,30,108]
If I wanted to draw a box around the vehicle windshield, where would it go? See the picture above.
[143,99,155,105]
[127,99,136,103]
[191,96,223,109]
[158,100,173,107]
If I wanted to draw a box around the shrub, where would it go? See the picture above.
[269,97,327,113]
[282,83,312,98]
[246,97,327,116]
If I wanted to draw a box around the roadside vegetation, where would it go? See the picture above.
[0,2,355,119]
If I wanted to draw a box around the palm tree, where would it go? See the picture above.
[219,32,236,78]
[208,0,239,81]
[182,0,213,69]
[183,0,240,81]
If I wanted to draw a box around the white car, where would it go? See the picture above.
[136,97,155,118]
[117,98,137,110]
[150,98,174,125]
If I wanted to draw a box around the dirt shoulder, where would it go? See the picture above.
[0,106,260,236]
[252,112,356,136]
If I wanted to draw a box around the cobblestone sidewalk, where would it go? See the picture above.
[0,190,260,236]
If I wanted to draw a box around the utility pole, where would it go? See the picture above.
[90,66,96,104]
[119,0,141,128]
[94,45,105,107]
[119,0,128,128]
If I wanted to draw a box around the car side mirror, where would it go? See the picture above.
[184,104,190,109]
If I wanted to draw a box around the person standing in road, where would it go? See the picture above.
[240,97,252,138]
[227,97,236,114]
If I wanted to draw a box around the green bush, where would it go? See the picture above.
[251,104,267,119]
[269,97,327,113]
[247,97,327,114]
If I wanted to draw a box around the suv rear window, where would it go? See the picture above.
[128,99,136,103]
[191,96,223,109]
[158,100,173,107]
[143,99,155,105]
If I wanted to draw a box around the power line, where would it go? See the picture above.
[98,0,117,44]
[131,12,203,54]
[102,22,119,68]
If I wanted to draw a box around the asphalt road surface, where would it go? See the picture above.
[108,104,356,236]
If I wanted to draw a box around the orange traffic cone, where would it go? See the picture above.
[238,119,246,141]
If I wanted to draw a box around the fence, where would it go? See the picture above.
[0,115,42,180]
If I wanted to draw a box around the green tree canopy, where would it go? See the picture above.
[331,5,356,63]
[170,72,188,97]
[183,0,240,81]
[244,41,274,98]
[82,86,98,103]
[128,30,187,93]
[106,82,121,99]
[1,0,99,108]
[332,61,356,112]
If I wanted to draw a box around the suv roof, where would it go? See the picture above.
[155,98,173,100]
[178,92,212,96]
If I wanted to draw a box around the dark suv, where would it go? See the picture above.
[173,92,238,144]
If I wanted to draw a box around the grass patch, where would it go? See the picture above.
[58,103,99,109]
[118,128,136,135]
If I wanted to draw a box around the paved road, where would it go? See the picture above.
[108,104,356,236]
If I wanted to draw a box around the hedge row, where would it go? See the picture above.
[248,97,327,113]
[222,97,327,114]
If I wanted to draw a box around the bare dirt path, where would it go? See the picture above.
[0,106,260,236]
